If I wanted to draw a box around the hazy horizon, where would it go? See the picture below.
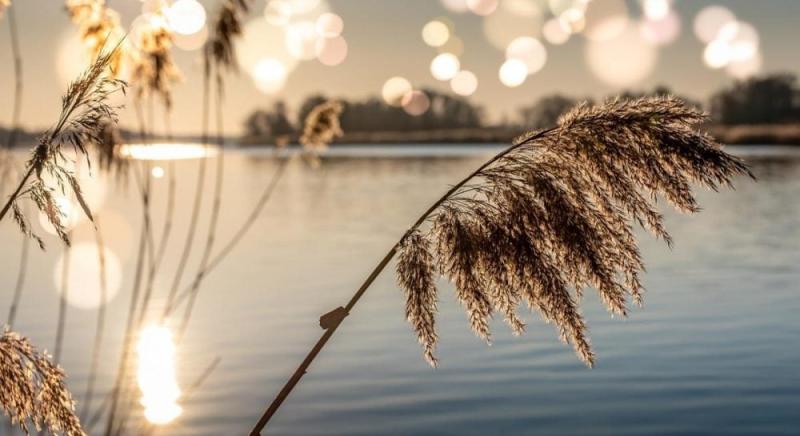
[1,0,799,136]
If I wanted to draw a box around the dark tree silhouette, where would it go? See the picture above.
[519,95,584,130]
[244,100,295,139]
[711,74,800,125]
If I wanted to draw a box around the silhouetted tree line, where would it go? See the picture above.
[244,88,484,140]
[243,73,800,143]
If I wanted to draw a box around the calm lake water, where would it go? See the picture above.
[1,145,798,435]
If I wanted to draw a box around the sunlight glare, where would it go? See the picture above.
[120,143,218,161]
[137,326,182,425]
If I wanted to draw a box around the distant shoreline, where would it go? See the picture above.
[240,124,800,147]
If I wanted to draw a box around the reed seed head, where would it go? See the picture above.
[396,96,752,367]
[300,100,344,167]
[0,329,85,435]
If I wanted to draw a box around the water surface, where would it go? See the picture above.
[1,145,798,435]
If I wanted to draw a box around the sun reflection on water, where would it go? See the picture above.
[137,326,182,425]
[119,143,217,161]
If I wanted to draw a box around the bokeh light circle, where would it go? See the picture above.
[165,0,207,35]
[253,58,288,94]
[382,77,413,106]
[483,4,543,50]
[422,20,451,47]
[506,37,547,75]
[316,13,344,37]
[643,0,671,21]
[53,243,123,310]
[583,0,628,42]
[586,24,657,87]
[503,0,541,17]
[450,70,479,96]
[542,18,570,45]
[703,39,732,69]
[440,0,469,13]
[402,90,431,116]
[430,53,461,81]
[173,25,209,51]
[264,0,293,26]
[640,10,681,46]
[499,59,528,87]
[316,36,348,66]
[286,20,319,60]
[467,0,499,16]
[694,5,736,43]
[238,19,298,75]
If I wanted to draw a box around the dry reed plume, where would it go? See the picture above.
[129,5,182,110]
[65,0,126,77]
[206,0,250,75]
[396,96,752,366]
[0,45,126,247]
[0,329,84,435]
[300,100,344,166]
[251,96,752,433]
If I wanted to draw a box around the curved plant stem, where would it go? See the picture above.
[3,5,29,331]
[163,153,289,320]
[164,70,211,312]
[176,70,226,339]
[249,130,554,434]
[6,227,29,328]
[80,216,109,423]
[53,239,72,365]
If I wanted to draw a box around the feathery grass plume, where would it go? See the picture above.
[206,0,250,74]
[65,0,126,76]
[396,96,752,367]
[300,100,344,166]
[0,45,126,246]
[397,230,439,366]
[130,6,182,110]
[0,329,84,435]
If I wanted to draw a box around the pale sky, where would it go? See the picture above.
[0,0,799,135]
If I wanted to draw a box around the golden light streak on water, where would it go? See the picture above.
[119,143,218,161]
[137,326,182,425]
